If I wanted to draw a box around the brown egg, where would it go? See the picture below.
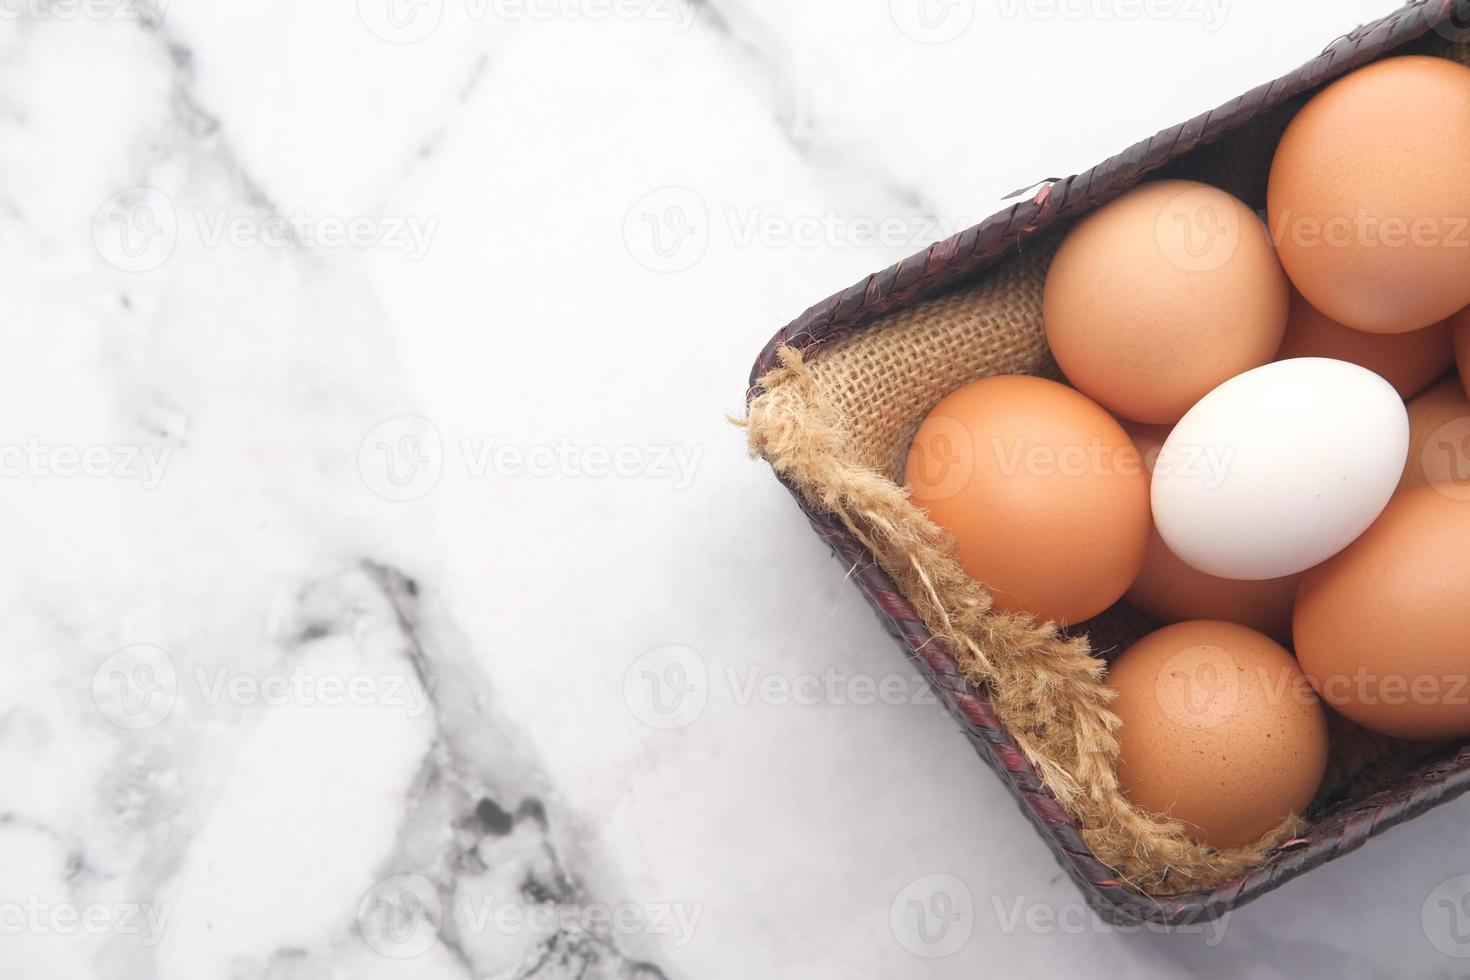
[1127,531,1302,646]
[1400,376,1470,493]
[905,376,1150,625]
[1296,487,1470,740]
[1044,179,1289,424]
[1275,290,1454,399]
[1120,421,1301,643]
[1455,306,1470,400]
[1108,621,1328,849]
[1268,56,1470,334]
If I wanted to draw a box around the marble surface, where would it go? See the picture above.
[4,1,1470,977]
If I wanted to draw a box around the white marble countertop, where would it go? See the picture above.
[5,1,1470,977]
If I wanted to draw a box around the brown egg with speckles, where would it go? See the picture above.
[1268,56,1470,333]
[1044,179,1289,424]
[1275,290,1454,400]
[1401,375,1470,493]
[1120,421,1301,643]
[1108,621,1328,849]
[1296,487,1470,740]
[905,375,1150,625]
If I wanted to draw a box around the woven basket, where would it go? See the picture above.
[745,0,1470,926]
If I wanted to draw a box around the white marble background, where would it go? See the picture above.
[3,0,1468,977]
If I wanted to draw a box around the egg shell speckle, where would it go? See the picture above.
[1108,620,1328,849]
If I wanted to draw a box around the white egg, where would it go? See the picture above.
[1151,358,1409,581]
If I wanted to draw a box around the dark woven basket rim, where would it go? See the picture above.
[746,0,1470,926]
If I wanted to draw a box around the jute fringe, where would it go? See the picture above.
[742,346,1304,894]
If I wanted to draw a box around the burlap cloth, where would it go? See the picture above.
[743,36,1464,895]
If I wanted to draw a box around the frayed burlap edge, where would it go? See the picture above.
[740,345,1305,895]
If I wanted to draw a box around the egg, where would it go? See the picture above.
[1455,306,1470,400]
[1400,376,1470,494]
[1295,486,1470,740]
[1043,179,1289,424]
[1120,421,1300,642]
[1275,290,1454,399]
[1152,358,1408,580]
[1108,620,1328,849]
[1267,56,1470,333]
[905,375,1150,624]
[1128,529,1301,645]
